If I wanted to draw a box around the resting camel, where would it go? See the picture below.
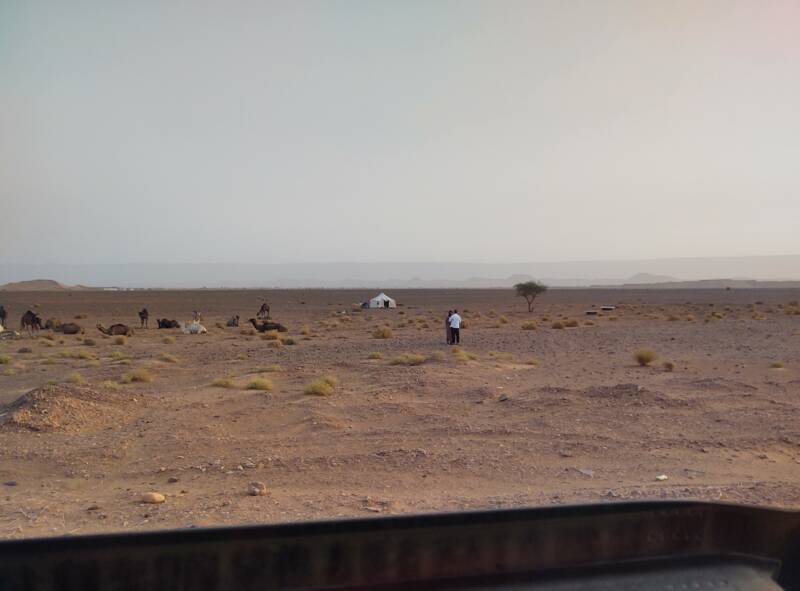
[180,321,207,335]
[248,318,287,333]
[21,311,43,336]
[44,317,62,331]
[97,323,134,337]
[57,322,84,335]
[139,308,149,329]
[226,315,240,327]
[157,318,180,329]
[0,305,6,328]
[257,302,271,319]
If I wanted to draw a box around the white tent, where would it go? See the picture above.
[367,292,397,309]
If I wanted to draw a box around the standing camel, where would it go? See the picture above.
[138,308,149,328]
[0,305,6,328]
[257,301,271,319]
[21,310,43,336]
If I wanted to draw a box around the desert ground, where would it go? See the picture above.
[0,288,799,539]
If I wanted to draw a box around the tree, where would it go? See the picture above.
[514,281,548,313]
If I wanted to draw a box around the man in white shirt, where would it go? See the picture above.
[448,309,462,345]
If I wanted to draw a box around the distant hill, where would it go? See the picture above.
[0,279,92,291]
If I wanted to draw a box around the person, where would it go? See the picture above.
[446,310,453,344]
[448,309,462,345]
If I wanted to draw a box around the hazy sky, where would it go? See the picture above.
[2,1,799,265]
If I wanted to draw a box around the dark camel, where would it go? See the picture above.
[57,322,83,335]
[21,310,43,336]
[0,305,6,328]
[97,323,134,336]
[139,308,149,329]
[157,318,180,329]
[248,318,287,333]
[226,315,240,327]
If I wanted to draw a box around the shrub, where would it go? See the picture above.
[391,353,427,366]
[663,361,675,372]
[300,325,311,336]
[74,313,88,319]
[246,378,273,391]
[321,374,339,387]
[770,361,785,369]
[452,349,477,362]
[257,364,282,373]
[158,352,178,363]
[2,368,17,376]
[162,336,175,344]
[211,377,235,388]
[121,368,153,383]
[83,338,96,346]
[17,347,32,354]
[304,379,333,396]
[267,340,282,349]
[667,315,680,321]
[551,321,565,330]
[58,350,96,360]
[564,319,579,328]
[282,337,296,345]
[499,315,509,324]
[260,330,279,341]
[109,350,128,360]
[113,336,126,346]
[634,349,657,366]
[367,352,383,360]
[429,351,446,362]
[100,380,121,390]
[0,355,12,364]
[240,327,256,336]
[372,327,393,339]
[65,372,85,384]
[521,321,537,330]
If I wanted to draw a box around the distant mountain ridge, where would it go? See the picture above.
[0,279,92,291]
[0,256,798,288]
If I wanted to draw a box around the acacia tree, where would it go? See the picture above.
[514,281,548,313]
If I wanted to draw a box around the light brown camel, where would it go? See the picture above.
[138,308,149,329]
[248,318,287,333]
[97,323,134,337]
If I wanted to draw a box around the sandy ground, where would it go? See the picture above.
[0,288,798,539]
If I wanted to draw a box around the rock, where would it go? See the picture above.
[498,395,509,402]
[247,481,268,496]
[655,474,668,481]
[141,492,166,504]
[167,477,179,483]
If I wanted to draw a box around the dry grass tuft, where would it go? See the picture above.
[158,352,178,363]
[663,360,675,372]
[391,353,427,366]
[0,355,11,365]
[452,349,478,362]
[113,336,126,346]
[83,338,96,346]
[551,321,565,330]
[240,327,256,336]
[304,379,333,396]
[564,319,579,328]
[260,330,279,341]
[65,372,85,384]
[300,325,311,336]
[257,364,282,373]
[211,377,235,388]
[634,349,658,366]
[74,313,88,319]
[121,368,153,384]
[521,321,537,330]
[770,361,785,369]
[58,350,96,360]
[17,347,32,354]
[246,378,273,391]
[429,351,446,362]
[367,352,383,360]
[372,326,393,339]
[100,380,121,390]
[162,336,175,344]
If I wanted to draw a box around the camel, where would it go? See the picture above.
[139,308,149,329]
[157,318,180,329]
[193,310,202,322]
[57,322,83,335]
[180,321,207,335]
[97,323,134,337]
[21,311,43,336]
[44,317,62,331]
[0,305,6,328]
[257,302,271,319]
[226,315,240,327]
[248,318,288,333]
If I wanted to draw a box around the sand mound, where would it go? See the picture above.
[0,384,127,433]
[0,279,90,291]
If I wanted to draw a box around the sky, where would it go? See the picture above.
[2,0,799,266]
